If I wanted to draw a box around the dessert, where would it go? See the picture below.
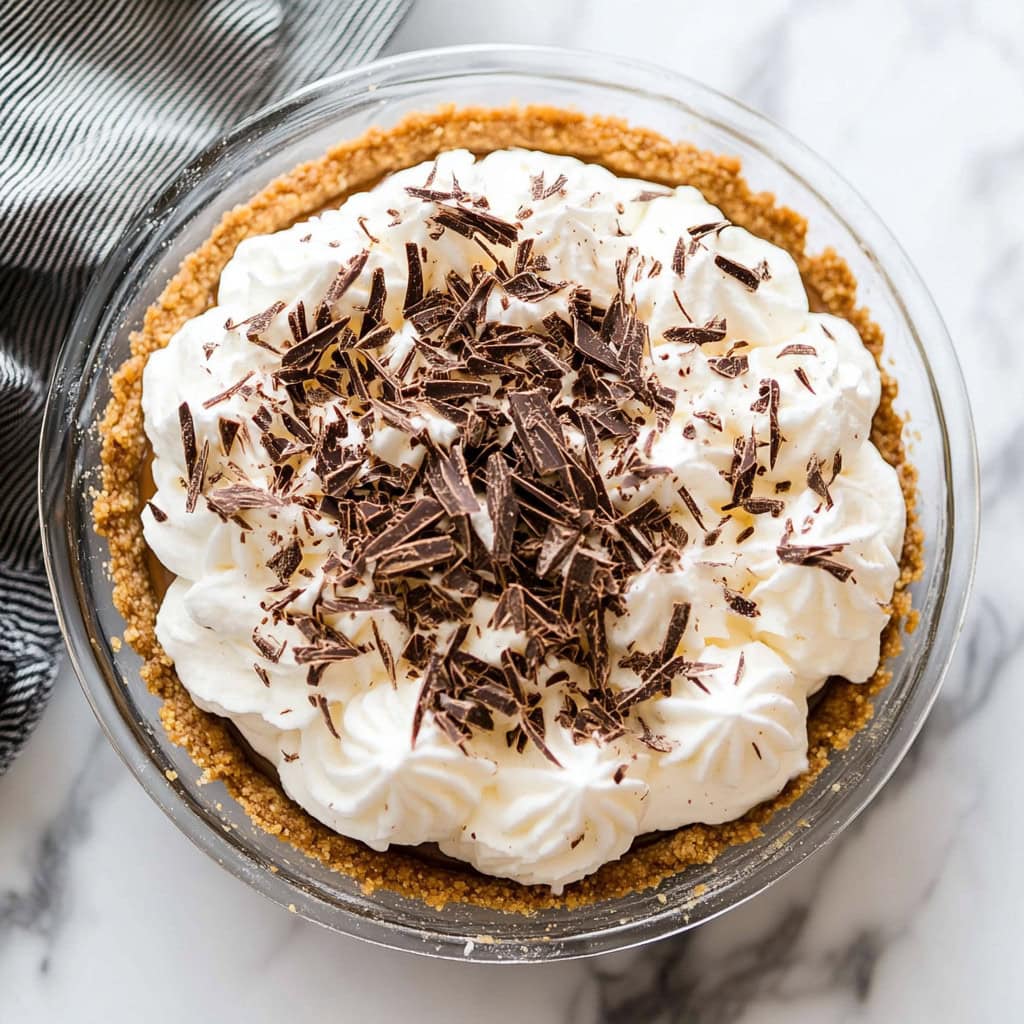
[95,107,921,908]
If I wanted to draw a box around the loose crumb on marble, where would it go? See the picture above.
[93,104,923,915]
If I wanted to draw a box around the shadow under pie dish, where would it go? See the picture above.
[43,46,976,960]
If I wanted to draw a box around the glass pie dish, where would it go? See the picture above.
[38,44,978,962]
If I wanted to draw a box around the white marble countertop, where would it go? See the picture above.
[3,1,1021,1020]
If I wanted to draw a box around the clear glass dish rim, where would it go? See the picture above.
[38,43,979,962]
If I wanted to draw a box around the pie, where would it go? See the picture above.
[94,106,921,910]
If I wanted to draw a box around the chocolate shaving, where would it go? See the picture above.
[403,241,424,313]
[742,497,785,516]
[422,378,490,401]
[316,251,369,324]
[519,698,561,767]
[573,314,622,373]
[507,390,567,475]
[778,544,851,577]
[252,628,285,663]
[371,399,416,435]
[146,501,167,523]
[703,516,729,546]
[360,267,386,336]
[733,652,746,686]
[778,543,853,581]
[530,171,568,200]
[322,459,363,498]
[723,429,758,510]
[751,378,783,469]
[218,418,241,455]
[320,595,394,614]
[252,406,273,432]
[184,440,208,514]
[637,717,674,753]
[288,302,309,344]
[178,403,197,478]
[486,452,517,564]
[358,498,443,566]
[794,367,816,393]
[411,655,441,746]
[375,536,456,577]
[317,696,340,738]
[293,632,362,663]
[777,520,852,581]
[663,317,727,346]
[714,254,760,290]
[806,454,835,509]
[514,238,536,276]
[443,272,495,341]
[280,316,352,370]
[357,215,378,244]
[723,587,759,617]
[707,354,749,378]
[405,186,461,203]
[493,586,529,633]
[267,539,302,583]
[354,322,394,350]
[659,602,691,665]
[778,344,817,357]
[471,679,519,718]
[688,221,729,240]
[207,483,283,516]
[676,483,706,531]
[426,446,480,516]
[403,633,432,671]
[429,201,519,248]
[226,301,286,346]
[202,371,255,409]
[672,238,687,277]
[503,272,564,303]
[693,410,723,431]
[537,522,580,577]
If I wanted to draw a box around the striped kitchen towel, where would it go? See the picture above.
[0,0,411,774]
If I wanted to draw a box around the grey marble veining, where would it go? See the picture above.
[2,1,1021,1020]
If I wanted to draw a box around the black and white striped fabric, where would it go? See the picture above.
[0,0,411,774]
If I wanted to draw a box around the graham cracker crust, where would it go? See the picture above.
[92,105,923,913]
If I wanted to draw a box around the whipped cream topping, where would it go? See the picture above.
[141,148,905,892]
